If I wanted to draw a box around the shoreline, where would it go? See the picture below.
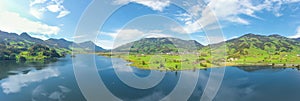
[117,57,300,71]
[128,63,300,71]
[92,53,300,71]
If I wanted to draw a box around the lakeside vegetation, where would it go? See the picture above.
[99,52,300,71]
[100,34,300,70]
[0,42,67,62]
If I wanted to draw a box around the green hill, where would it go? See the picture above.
[111,33,300,70]
[113,37,203,54]
[203,33,300,65]
[0,30,105,61]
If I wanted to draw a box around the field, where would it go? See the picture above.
[99,52,300,70]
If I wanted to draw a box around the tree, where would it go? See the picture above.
[9,53,16,60]
[142,61,146,65]
[19,56,26,61]
[160,63,164,68]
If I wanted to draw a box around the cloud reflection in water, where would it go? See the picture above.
[1,68,60,94]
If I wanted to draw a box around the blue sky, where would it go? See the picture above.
[1,0,300,49]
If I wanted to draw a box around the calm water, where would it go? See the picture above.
[1,54,300,101]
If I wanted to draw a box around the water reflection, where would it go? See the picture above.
[1,55,300,101]
[0,60,57,80]
[1,68,60,94]
[32,85,71,101]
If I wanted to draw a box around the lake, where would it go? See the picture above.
[1,54,300,101]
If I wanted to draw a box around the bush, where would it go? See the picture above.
[200,63,207,67]
[19,56,26,61]
[142,61,146,65]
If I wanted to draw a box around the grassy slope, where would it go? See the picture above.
[104,34,300,70]
[111,54,212,71]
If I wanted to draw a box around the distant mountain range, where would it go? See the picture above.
[2,30,300,58]
[0,30,105,52]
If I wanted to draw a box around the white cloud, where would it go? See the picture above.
[97,29,173,49]
[226,35,239,40]
[144,30,172,38]
[173,0,300,34]
[95,39,115,49]
[31,34,49,40]
[30,7,46,19]
[30,0,70,19]
[113,0,170,11]
[289,26,300,38]
[0,11,60,35]
[107,29,145,48]
[30,0,48,6]
[96,29,144,49]
[57,10,70,18]
[144,33,173,38]
[47,4,60,12]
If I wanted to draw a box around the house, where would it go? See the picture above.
[228,58,238,61]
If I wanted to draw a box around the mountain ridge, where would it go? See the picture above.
[0,30,105,52]
[113,37,204,54]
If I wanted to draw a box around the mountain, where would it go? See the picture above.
[0,31,41,44]
[20,32,46,45]
[0,31,63,61]
[77,41,105,52]
[45,38,74,49]
[0,30,106,61]
[202,33,300,64]
[224,34,300,55]
[113,37,204,54]
[1,30,105,51]
[45,38,105,52]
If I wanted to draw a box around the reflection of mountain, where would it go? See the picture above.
[0,61,57,80]
[114,37,204,54]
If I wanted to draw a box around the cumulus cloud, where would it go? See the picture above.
[30,7,46,19]
[0,11,60,35]
[46,4,60,12]
[57,10,70,18]
[113,0,170,11]
[144,33,173,38]
[173,0,300,34]
[289,26,300,38]
[98,29,144,49]
[30,0,48,6]
[30,0,70,19]
[97,29,173,49]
